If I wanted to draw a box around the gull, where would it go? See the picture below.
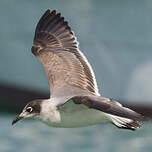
[12,9,144,130]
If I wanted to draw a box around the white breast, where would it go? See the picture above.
[40,100,61,124]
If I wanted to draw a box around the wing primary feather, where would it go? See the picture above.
[35,9,51,36]
[72,95,145,121]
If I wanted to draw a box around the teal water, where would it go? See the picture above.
[1,114,152,152]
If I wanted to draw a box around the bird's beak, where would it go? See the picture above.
[12,112,25,125]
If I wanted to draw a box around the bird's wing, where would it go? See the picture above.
[32,9,99,97]
[71,95,144,121]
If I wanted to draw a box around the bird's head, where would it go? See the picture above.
[12,100,42,125]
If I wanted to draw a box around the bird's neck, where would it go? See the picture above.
[39,99,61,124]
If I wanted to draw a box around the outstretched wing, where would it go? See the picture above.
[71,95,145,130]
[32,9,99,97]
[72,95,144,121]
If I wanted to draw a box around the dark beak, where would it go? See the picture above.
[12,116,23,125]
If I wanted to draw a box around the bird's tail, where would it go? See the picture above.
[106,100,141,130]
[106,114,141,130]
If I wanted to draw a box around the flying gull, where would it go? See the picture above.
[12,9,144,130]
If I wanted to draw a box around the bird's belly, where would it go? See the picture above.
[49,100,109,128]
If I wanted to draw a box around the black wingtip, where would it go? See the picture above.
[46,9,51,13]
[32,8,78,54]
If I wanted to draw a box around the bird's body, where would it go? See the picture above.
[12,9,144,130]
[38,96,109,128]
[44,99,108,128]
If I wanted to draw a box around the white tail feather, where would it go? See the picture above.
[106,114,141,130]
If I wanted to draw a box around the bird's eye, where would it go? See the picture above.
[26,107,33,113]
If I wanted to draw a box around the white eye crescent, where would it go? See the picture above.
[26,107,33,113]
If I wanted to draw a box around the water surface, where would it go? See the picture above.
[1,114,152,152]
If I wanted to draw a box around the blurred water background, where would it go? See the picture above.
[0,0,152,152]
